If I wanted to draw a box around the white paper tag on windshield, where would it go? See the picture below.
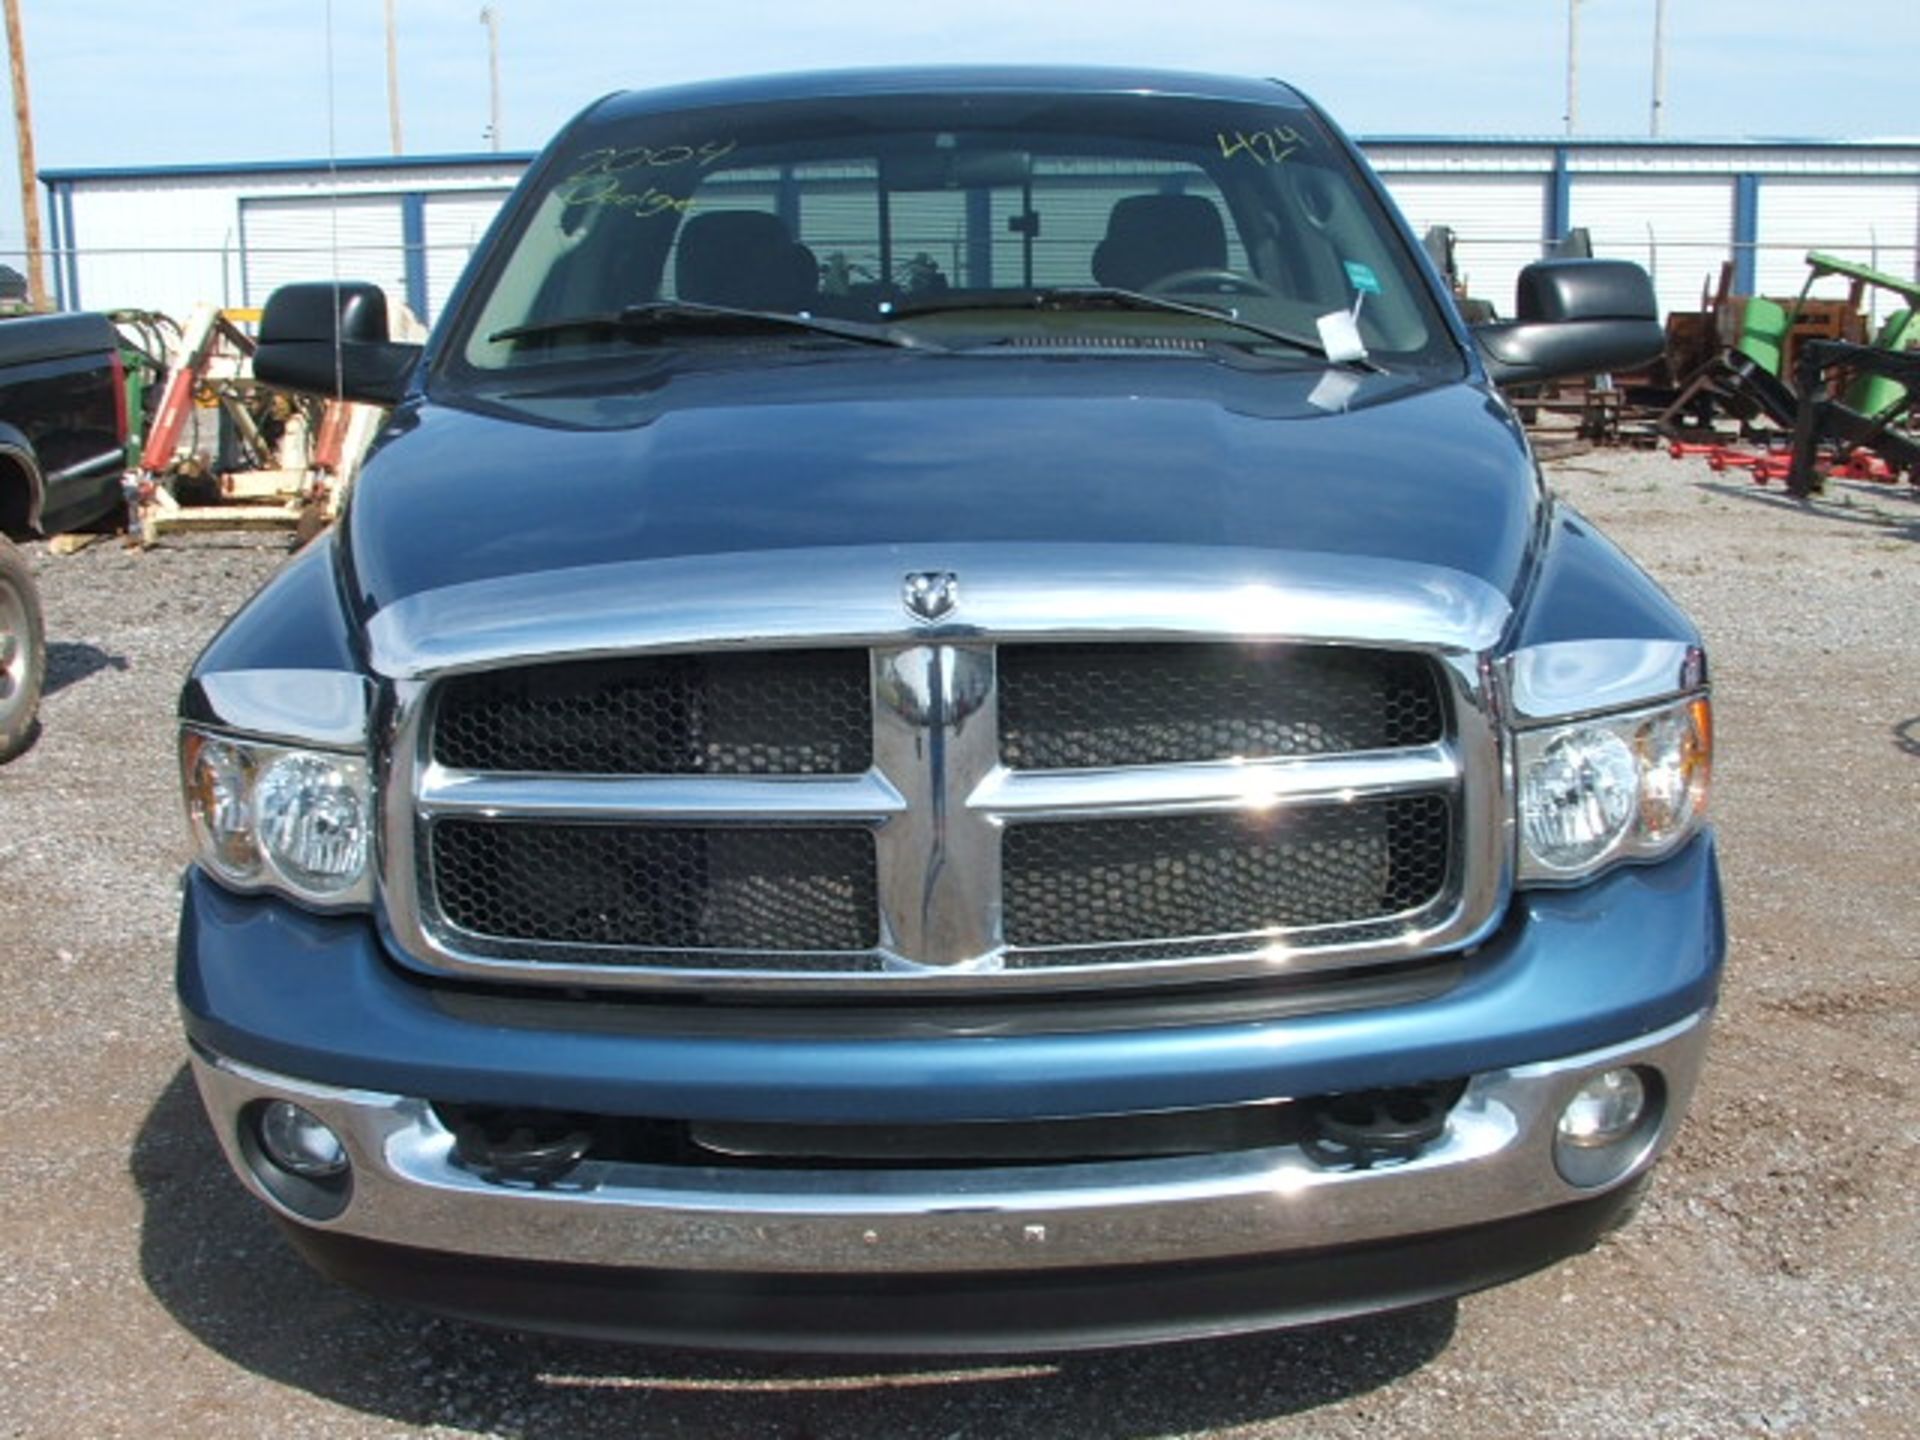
[1315,308,1370,365]
[1308,368,1363,413]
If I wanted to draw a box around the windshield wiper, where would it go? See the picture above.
[490,300,932,350]
[890,286,1384,371]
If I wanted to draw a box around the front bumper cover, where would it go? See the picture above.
[191,1007,1708,1350]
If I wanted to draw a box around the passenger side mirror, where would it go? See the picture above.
[253,281,422,406]
[1473,259,1663,388]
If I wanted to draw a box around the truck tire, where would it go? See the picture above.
[0,535,44,762]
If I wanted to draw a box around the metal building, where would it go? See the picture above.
[40,153,529,325]
[39,136,1920,328]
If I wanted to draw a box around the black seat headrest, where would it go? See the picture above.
[674,211,818,311]
[1092,194,1229,292]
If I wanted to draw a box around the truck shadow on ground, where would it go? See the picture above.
[134,1067,1456,1437]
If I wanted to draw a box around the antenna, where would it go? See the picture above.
[480,6,502,152]
[1650,0,1668,137]
[1565,0,1582,136]
[326,0,344,402]
[385,0,403,156]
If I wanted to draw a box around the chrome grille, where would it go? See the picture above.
[433,649,871,775]
[398,633,1499,994]
[1002,798,1452,948]
[432,821,878,953]
[999,643,1443,769]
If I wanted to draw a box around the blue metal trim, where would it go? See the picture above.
[43,178,63,309]
[401,192,428,320]
[775,167,800,232]
[1734,173,1760,295]
[1357,133,1920,151]
[178,838,1724,1124]
[1548,146,1571,247]
[965,186,991,288]
[39,151,540,184]
[59,180,79,309]
[238,211,253,307]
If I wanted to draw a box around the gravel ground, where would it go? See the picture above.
[1,449,1916,1439]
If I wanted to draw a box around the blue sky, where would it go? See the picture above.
[5,0,1915,253]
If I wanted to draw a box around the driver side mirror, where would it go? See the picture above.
[253,281,422,406]
[1474,259,1663,388]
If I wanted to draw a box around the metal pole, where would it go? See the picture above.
[480,6,501,152]
[385,0,403,155]
[1651,0,1668,137]
[2,0,45,309]
[1565,0,1582,135]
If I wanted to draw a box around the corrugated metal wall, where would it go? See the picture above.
[1755,179,1920,322]
[1379,174,1548,315]
[1568,176,1734,321]
[239,195,408,305]
[50,160,526,323]
[423,190,514,322]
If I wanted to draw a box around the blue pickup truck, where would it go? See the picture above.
[176,68,1721,1352]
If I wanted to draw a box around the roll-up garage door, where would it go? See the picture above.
[1382,175,1548,319]
[1756,180,1920,324]
[240,195,408,309]
[1569,176,1733,322]
[424,191,512,324]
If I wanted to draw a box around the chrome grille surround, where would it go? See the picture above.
[375,544,1514,995]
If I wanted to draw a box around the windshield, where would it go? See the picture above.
[453,87,1460,375]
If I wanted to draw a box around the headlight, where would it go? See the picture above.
[1516,694,1711,883]
[181,729,373,907]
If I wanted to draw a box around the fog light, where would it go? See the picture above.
[1557,1068,1646,1149]
[258,1100,348,1178]
[1554,1067,1660,1189]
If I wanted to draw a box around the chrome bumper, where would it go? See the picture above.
[191,1008,1709,1276]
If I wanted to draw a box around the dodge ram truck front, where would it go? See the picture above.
[175,67,1721,1353]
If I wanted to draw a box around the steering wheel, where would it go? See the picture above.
[1145,268,1274,298]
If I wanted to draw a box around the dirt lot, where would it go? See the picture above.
[0,449,1915,1439]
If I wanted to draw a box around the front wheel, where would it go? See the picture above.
[0,535,45,762]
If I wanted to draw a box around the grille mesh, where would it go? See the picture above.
[998,643,1443,770]
[431,822,878,952]
[433,650,871,776]
[1002,797,1451,947]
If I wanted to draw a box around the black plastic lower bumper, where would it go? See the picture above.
[282,1181,1647,1355]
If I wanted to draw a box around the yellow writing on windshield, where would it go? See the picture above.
[568,138,739,175]
[557,173,697,218]
[1217,127,1304,166]
[557,138,737,219]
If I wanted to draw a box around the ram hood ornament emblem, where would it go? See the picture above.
[903,571,959,623]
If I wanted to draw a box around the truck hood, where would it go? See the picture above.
[345,353,1539,639]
